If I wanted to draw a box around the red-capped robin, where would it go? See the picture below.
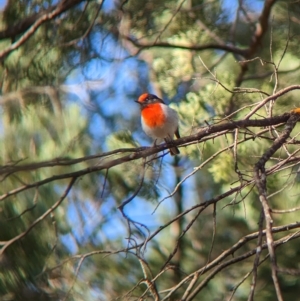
[135,93,180,156]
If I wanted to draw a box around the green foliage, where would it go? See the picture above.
[2,0,300,300]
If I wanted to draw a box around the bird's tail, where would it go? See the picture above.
[164,136,180,156]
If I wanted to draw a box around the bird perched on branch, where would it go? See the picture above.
[135,93,180,156]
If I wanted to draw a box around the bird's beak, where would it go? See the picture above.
[135,100,140,103]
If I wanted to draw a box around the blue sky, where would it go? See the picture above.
[0,0,6,10]
[223,0,263,16]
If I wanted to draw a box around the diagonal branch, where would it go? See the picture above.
[0,177,77,255]
[0,0,84,40]
[0,0,85,60]
[185,231,300,301]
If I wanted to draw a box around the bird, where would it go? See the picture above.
[135,93,180,156]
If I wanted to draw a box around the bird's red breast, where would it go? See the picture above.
[141,103,166,128]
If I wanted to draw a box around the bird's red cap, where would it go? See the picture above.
[136,93,164,104]
[137,93,150,103]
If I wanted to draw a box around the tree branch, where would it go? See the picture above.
[227,0,278,114]
[248,0,278,58]
[124,35,248,57]
[0,0,85,60]
[254,111,300,301]
[0,177,77,255]
[0,111,295,202]
[185,231,300,301]
[0,0,84,40]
